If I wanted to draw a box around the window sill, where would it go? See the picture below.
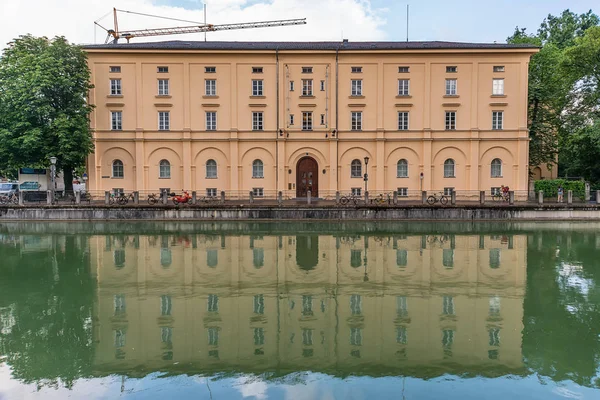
[158,129,171,132]
[300,95,315,99]
[491,94,507,98]
[350,129,363,132]
[203,95,219,99]
[349,95,365,99]
[443,95,459,98]
[444,176,456,179]
[351,176,362,179]
[445,129,457,131]
[252,177,264,179]
[205,177,218,179]
[491,176,503,179]
[396,95,412,99]
[396,176,409,179]
[107,94,123,98]
[250,95,266,99]
[112,177,124,179]
[110,129,123,132]
[302,129,313,131]
[159,177,171,179]
[252,129,264,132]
[155,95,172,98]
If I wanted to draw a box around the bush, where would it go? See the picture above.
[534,179,586,199]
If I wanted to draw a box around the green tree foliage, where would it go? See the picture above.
[533,178,585,199]
[0,35,94,191]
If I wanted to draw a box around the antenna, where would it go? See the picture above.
[406,4,409,42]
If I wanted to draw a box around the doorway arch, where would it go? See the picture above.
[296,157,319,198]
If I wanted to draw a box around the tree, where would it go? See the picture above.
[0,35,94,192]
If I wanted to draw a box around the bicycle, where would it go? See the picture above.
[427,192,449,206]
[147,193,160,205]
[340,193,361,205]
[199,195,220,205]
[0,193,18,205]
[69,191,92,205]
[371,193,392,206]
[492,191,509,202]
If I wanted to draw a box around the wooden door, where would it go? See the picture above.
[296,157,318,198]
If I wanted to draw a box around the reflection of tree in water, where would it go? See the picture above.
[0,235,95,389]
[296,236,319,271]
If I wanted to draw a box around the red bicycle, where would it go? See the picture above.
[170,191,192,205]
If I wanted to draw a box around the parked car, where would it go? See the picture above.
[0,182,19,196]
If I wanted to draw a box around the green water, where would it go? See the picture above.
[0,222,599,399]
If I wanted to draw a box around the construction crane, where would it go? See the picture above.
[94,8,307,44]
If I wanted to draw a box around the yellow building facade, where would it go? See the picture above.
[84,41,538,198]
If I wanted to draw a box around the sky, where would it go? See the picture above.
[0,0,598,48]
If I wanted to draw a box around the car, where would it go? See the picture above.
[0,182,19,196]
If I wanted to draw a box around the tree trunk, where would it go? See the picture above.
[63,167,74,193]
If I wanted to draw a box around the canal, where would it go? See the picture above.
[0,222,599,399]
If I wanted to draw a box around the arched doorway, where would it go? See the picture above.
[296,157,318,198]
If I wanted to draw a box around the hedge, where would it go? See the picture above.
[534,179,585,199]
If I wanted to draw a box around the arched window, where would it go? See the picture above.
[159,160,171,178]
[114,249,125,269]
[160,248,172,268]
[252,159,264,178]
[444,159,455,178]
[206,159,217,178]
[491,158,502,178]
[397,159,408,178]
[112,160,124,178]
[351,159,362,178]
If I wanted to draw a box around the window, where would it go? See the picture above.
[254,328,265,346]
[110,79,122,95]
[488,349,499,359]
[289,81,295,91]
[320,114,325,125]
[491,158,502,177]
[398,111,409,130]
[492,111,503,130]
[351,188,361,196]
[207,249,218,267]
[206,159,217,178]
[302,329,313,346]
[396,296,408,316]
[252,187,264,197]
[302,79,313,96]
[398,79,410,96]
[445,79,457,95]
[351,79,362,96]
[109,66,121,73]
[111,111,122,130]
[444,187,454,196]
[113,249,125,268]
[205,79,216,96]
[350,294,362,315]
[320,80,325,91]
[254,295,265,314]
[302,67,313,74]
[206,111,217,131]
[160,295,172,316]
[208,327,219,346]
[351,66,362,73]
[252,112,263,131]
[114,295,126,316]
[442,295,455,315]
[443,159,455,178]
[112,188,124,196]
[252,80,263,96]
[350,249,362,268]
[302,295,313,316]
[396,326,407,344]
[397,249,408,266]
[158,111,170,130]
[397,187,408,197]
[351,111,362,131]
[351,159,362,178]
[397,159,408,178]
[350,327,362,346]
[208,294,219,312]
[112,160,124,178]
[443,249,454,268]
[302,112,312,131]
[493,66,505,72]
[445,111,456,130]
[159,160,171,178]
[114,329,126,348]
[446,66,457,73]
[160,247,172,267]
[489,328,500,346]
[252,159,264,178]
[489,248,501,269]
[492,78,504,95]
[252,67,263,74]
[207,188,217,197]
[399,66,410,73]
[489,296,501,316]
[491,187,501,196]
[158,79,169,95]
[442,329,454,348]
[289,114,294,125]
[157,66,168,73]
[205,66,216,73]
[253,248,265,268]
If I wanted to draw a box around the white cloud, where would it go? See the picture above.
[0,0,387,48]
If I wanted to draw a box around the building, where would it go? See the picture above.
[83,41,538,198]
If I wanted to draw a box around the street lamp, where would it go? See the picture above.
[363,156,369,195]
[363,236,369,282]
[49,156,57,204]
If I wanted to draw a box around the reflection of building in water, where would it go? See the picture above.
[91,233,526,377]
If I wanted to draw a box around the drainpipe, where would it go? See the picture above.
[335,46,340,189]
[276,48,279,191]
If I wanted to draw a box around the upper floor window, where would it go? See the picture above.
[252,80,263,96]
[491,158,502,178]
[351,159,362,178]
[446,66,457,73]
[110,79,121,95]
[320,114,325,125]
[351,66,362,73]
[492,111,503,130]
[111,111,122,131]
[397,159,408,178]
[302,79,313,96]
[351,111,362,131]
[442,295,455,315]
[289,81,295,91]
[158,111,170,131]
[206,159,217,178]
[302,66,313,74]
[444,159,455,178]
[302,111,312,131]
[252,67,263,74]
[493,66,505,72]
[445,111,456,130]
[320,80,325,91]
[289,114,294,125]
[350,294,362,315]
[206,111,217,131]
[158,79,169,96]
[351,79,362,96]
[492,78,504,95]
[160,295,172,316]
[398,79,410,96]
[398,111,409,130]
[109,66,121,73]
[112,160,124,178]
[205,66,216,73]
[205,79,217,96]
[252,159,264,178]
[159,159,171,178]
[252,112,263,131]
[445,79,457,95]
[254,294,265,314]
[157,66,168,73]
[398,66,410,73]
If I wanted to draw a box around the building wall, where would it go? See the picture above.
[86,46,536,196]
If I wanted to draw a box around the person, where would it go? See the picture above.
[557,186,564,203]
[502,185,510,200]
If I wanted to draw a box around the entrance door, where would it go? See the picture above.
[296,157,318,198]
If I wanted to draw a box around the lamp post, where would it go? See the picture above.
[49,156,57,204]
[363,156,369,195]
[363,236,369,282]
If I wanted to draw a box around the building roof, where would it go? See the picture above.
[82,40,538,51]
